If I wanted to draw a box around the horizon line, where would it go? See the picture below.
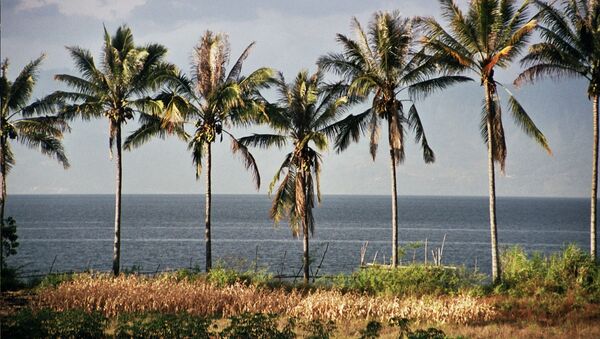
[10,193,589,199]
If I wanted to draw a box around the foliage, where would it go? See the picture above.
[1,217,22,290]
[220,312,295,339]
[1,217,19,260]
[300,319,336,339]
[358,320,382,339]
[1,308,104,339]
[207,265,272,287]
[333,265,485,296]
[516,0,600,97]
[0,56,69,176]
[115,312,211,338]
[0,265,23,291]
[499,244,600,298]
[34,272,77,290]
[389,317,449,339]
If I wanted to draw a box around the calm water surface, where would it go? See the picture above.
[7,194,588,276]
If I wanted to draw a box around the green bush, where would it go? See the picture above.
[1,265,24,291]
[300,319,336,339]
[219,312,295,339]
[333,265,483,296]
[34,272,77,290]
[359,320,382,339]
[207,265,272,287]
[45,309,105,338]
[1,308,104,339]
[115,312,211,338]
[499,244,600,298]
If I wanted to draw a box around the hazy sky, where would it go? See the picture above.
[1,0,592,197]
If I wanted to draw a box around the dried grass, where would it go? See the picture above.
[36,274,496,325]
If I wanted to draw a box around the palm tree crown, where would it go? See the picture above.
[515,0,600,260]
[318,11,472,266]
[125,31,273,272]
[239,70,349,283]
[1,56,70,173]
[421,0,551,168]
[516,0,599,96]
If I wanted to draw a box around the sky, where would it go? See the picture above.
[1,0,593,197]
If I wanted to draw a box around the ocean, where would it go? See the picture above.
[6,194,589,277]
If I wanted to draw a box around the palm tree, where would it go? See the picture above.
[124,31,272,272]
[515,0,600,261]
[239,70,349,284]
[318,11,472,267]
[54,25,177,275]
[0,55,69,265]
[421,0,552,282]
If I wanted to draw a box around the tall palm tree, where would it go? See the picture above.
[239,70,349,284]
[515,0,600,261]
[0,55,70,265]
[54,25,177,275]
[421,0,552,282]
[124,31,272,272]
[318,11,472,267]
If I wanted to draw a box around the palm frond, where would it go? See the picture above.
[324,108,372,152]
[228,132,261,189]
[407,75,473,100]
[226,41,255,82]
[7,54,45,111]
[16,130,69,168]
[188,137,205,179]
[368,110,381,160]
[123,113,188,150]
[237,133,287,149]
[505,90,552,154]
[407,104,435,163]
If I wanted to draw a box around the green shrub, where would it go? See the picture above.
[499,244,600,297]
[1,308,51,339]
[34,272,76,290]
[45,309,105,338]
[207,265,273,287]
[408,327,447,339]
[115,312,211,338]
[1,308,104,339]
[333,265,483,296]
[219,312,294,339]
[301,319,336,339]
[359,320,382,339]
[1,265,24,291]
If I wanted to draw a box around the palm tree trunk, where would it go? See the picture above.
[591,94,599,261]
[112,124,122,276]
[0,136,6,268]
[303,211,309,284]
[205,142,212,272]
[484,82,501,283]
[389,122,399,268]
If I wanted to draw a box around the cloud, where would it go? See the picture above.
[16,0,147,20]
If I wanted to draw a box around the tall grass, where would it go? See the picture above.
[36,273,495,324]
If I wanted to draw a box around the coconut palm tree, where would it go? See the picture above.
[318,11,472,267]
[515,0,600,261]
[54,25,177,275]
[124,31,272,272]
[421,0,552,282]
[0,55,69,265]
[239,70,349,283]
